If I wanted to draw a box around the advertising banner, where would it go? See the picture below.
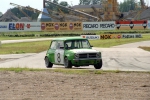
[116,20,147,30]
[148,20,150,29]
[82,21,115,31]
[81,35,100,40]
[122,34,142,38]
[0,22,41,32]
[41,22,82,31]
[100,34,122,39]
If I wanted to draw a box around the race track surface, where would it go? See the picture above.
[0,40,150,71]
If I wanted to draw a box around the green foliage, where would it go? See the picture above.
[0,68,45,73]
[0,40,51,54]
[139,47,150,52]
[79,0,101,5]
[0,11,2,16]
[119,0,137,12]
[59,1,69,13]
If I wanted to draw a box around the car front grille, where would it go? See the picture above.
[79,53,97,58]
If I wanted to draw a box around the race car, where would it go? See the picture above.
[44,37,102,69]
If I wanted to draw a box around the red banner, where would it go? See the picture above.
[116,20,147,30]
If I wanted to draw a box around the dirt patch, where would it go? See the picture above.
[0,71,150,100]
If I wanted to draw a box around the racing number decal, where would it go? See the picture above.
[55,49,64,64]
[57,53,61,63]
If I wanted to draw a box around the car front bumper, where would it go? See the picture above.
[72,58,102,66]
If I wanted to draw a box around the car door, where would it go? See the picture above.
[47,41,57,63]
[54,41,64,64]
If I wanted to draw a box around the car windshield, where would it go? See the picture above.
[64,40,91,49]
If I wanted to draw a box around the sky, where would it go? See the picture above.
[0,0,149,14]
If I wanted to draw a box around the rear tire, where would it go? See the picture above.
[64,57,72,68]
[45,57,53,68]
[94,59,102,69]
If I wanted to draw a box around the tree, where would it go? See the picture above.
[119,0,136,12]
[0,12,2,16]
[46,0,59,11]
[53,0,59,4]
[59,1,69,13]
[79,0,101,5]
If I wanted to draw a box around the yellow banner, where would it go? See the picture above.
[41,22,82,31]
[100,34,122,39]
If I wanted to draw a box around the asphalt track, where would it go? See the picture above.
[0,39,150,71]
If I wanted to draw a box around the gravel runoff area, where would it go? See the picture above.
[0,40,150,99]
[0,71,150,100]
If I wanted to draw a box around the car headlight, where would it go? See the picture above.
[96,53,101,58]
[74,53,79,58]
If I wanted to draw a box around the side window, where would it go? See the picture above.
[74,41,81,48]
[65,41,72,49]
[57,41,64,49]
[82,40,89,48]
[50,41,57,49]
[66,41,72,47]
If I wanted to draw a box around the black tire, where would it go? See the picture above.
[45,57,53,68]
[94,59,102,69]
[64,57,72,68]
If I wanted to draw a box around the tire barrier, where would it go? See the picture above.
[81,33,96,35]
[3,33,81,37]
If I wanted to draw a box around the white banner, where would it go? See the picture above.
[148,20,150,29]
[82,21,115,31]
[0,22,41,32]
[81,35,100,40]
[122,34,142,38]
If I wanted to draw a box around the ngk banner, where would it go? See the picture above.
[82,21,115,31]
[0,22,41,32]
[100,34,122,39]
[41,22,82,31]
[116,20,147,30]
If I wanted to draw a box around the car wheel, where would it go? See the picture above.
[64,57,72,68]
[94,59,102,69]
[45,57,53,68]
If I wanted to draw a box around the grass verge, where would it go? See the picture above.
[0,34,150,54]
[90,35,150,47]
[0,40,51,54]
[139,47,150,52]
[0,68,149,74]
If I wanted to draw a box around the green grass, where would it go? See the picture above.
[0,68,149,74]
[0,34,150,54]
[90,34,150,47]
[0,37,37,40]
[0,68,45,73]
[0,41,51,54]
[139,47,150,52]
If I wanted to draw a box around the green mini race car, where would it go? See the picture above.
[44,37,102,69]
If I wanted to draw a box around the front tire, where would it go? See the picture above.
[45,57,53,68]
[94,59,102,69]
[64,57,72,68]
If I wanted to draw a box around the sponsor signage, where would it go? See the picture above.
[81,35,100,40]
[122,34,142,38]
[116,21,147,30]
[100,34,122,39]
[83,22,115,31]
[41,22,82,31]
[0,22,41,32]
[148,20,150,29]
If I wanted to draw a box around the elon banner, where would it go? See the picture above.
[116,20,147,30]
